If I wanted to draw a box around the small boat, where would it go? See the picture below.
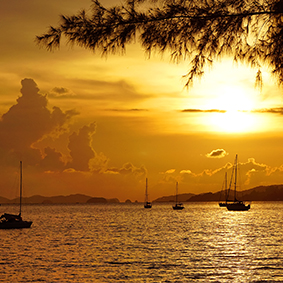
[173,182,184,210]
[144,178,152,208]
[0,161,32,229]
[226,155,250,211]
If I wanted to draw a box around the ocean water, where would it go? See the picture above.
[0,202,283,282]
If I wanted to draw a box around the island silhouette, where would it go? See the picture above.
[1,184,283,204]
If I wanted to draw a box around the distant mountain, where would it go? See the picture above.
[0,194,120,204]
[0,196,10,204]
[189,185,283,202]
[87,197,120,203]
[241,185,283,201]
[1,184,283,204]
[154,184,283,202]
[154,193,195,202]
[188,192,222,202]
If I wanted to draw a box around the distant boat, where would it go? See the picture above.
[144,178,152,208]
[173,182,184,210]
[226,155,250,211]
[0,161,33,229]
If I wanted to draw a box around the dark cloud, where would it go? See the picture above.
[252,108,283,115]
[0,78,77,165]
[0,78,148,180]
[67,123,96,171]
[181,109,226,113]
[105,108,149,112]
[206,149,228,158]
[182,107,283,115]
[40,147,65,171]
[48,87,75,98]
[50,107,79,128]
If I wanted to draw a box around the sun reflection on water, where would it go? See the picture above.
[1,202,283,282]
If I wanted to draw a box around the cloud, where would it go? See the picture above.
[156,157,283,195]
[0,78,148,184]
[206,149,228,158]
[105,162,147,177]
[67,123,96,171]
[181,109,226,113]
[181,107,283,116]
[252,108,283,114]
[241,158,271,186]
[68,78,152,102]
[158,168,178,183]
[105,108,149,112]
[180,169,193,174]
[48,87,75,98]
[89,152,109,173]
[0,78,78,165]
[40,147,65,171]
[164,169,176,174]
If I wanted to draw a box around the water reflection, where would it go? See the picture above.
[0,202,283,282]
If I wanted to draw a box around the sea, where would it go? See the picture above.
[0,202,283,283]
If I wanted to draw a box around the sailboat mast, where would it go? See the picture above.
[224,172,227,203]
[176,182,178,203]
[19,161,22,216]
[234,155,238,201]
[145,178,148,202]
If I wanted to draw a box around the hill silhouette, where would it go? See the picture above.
[0,194,120,204]
[153,184,283,202]
[154,193,195,202]
[1,184,283,204]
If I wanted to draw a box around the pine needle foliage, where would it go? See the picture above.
[36,0,283,87]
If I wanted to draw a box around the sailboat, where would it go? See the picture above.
[172,182,184,210]
[0,161,33,229]
[144,178,152,208]
[226,155,250,211]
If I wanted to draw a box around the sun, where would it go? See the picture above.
[202,85,261,133]
[208,110,258,133]
[206,85,257,111]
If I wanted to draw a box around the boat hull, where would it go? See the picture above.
[173,204,184,210]
[226,203,250,211]
[0,220,32,229]
[144,202,152,208]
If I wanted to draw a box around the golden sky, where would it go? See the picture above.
[1,0,283,202]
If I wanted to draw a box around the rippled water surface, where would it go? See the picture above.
[1,202,283,282]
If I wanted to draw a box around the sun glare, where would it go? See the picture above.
[207,85,256,111]
[201,85,262,133]
[208,111,258,133]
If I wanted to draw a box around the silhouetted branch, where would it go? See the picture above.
[36,0,283,87]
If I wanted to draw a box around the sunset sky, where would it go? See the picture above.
[1,0,283,202]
